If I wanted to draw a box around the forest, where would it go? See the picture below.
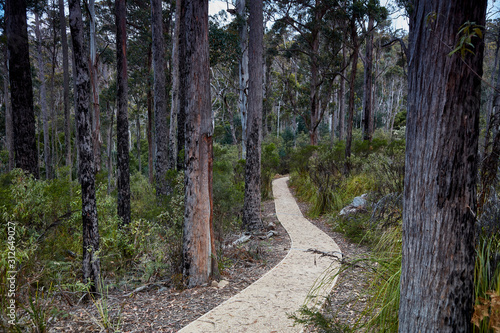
[1,0,500,332]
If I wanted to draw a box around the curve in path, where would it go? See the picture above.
[179,176,342,333]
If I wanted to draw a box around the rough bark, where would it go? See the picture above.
[181,0,219,288]
[147,45,154,184]
[89,0,101,173]
[35,12,52,179]
[362,15,374,141]
[176,0,186,171]
[399,1,487,331]
[59,0,72,179]
[3,56,14,171]
[151,0,169,196]
[68,0,101,295]
[242,0,264,231]
[168,0,180,171]
[116,0,131,226]
[237,0,249,157]
[6,0,39,178]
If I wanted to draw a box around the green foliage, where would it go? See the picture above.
[449,21,485,59]
[261,143,280,200]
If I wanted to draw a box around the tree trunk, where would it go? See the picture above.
[237,0,249,158]
[116,0,131,226]
[339,43,346,141]
[58,0,72,180]
[399,1,487,331]
[362,15,374,141]
[6,0,39,178]
[136,111,141,173]
[168,0,180,171]
[151,0,169,196]
[68,0,101,295]
[35,11,52,179]
[147,45,154,184]
[243,0,263,231]
[89,0,101,173]
[181,0,219,288]
[107,103,114,195]
[3,56,14,171]
[344,18,359,174]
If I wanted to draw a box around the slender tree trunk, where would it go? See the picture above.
[68,0,101,295]
[89,0,101,173]
[147,45,154,184]
[168,0,180,171]
[58,0,72,179]
[237,0,249,157]
[243,0,263,231]
[3,56,14,171]
[363,15,374,141]
[107,103,114,194]
[151,0,169,196]
[399,1,487,331]
[35,12,52,179]
[181,0,219,288]
[116,0,130,225]
[136,111,141,173]
[339,43,346,140]
[6,0,39,178]
[345,18,359,174]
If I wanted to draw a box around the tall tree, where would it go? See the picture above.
[169,0,181,172]
[362,13,374,141]
[6,0,39,178]
[68,0,101,295]
[399,1,487,331]
[35,9,52,179]
[89,0,101,172]
[3,55,13,171]
[151,0,169,196]
[242,0,263,231]
[236,0,249,157]
[58,0,72,179]
[116,0,131,225]
[181,0,219,287]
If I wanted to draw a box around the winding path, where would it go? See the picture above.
[179,176,342,333]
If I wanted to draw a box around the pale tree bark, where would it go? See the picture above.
[136,111,141,173]
[68,0,101,295]
[89,0,101,172]
[151,0,169,196]
[116,0,131,225]
[3,56,14,171]
[339,43,346,140]
[59,0,72,179]
[181,0,219,288]
[168,0,180,171]
[6,0,39,178]
[399,0,487,331]
[237,0,249,157]
[35,11,52,179]
[362,15,374,141]
[242,0,264,231]
[107,103,114,195]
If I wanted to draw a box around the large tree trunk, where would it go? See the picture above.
[181,0,219,288]
[237,0,249,158]
[151,0,169,196]
[116,0,131,225]
[59,0,72,180]
[399,1,487,331]
[3,56,14,171]
[168,0,180,171]
[6,0,39,178]
[35,11,52,179]
[89,0,101,173]
[68,0,101,295]
[242,0,263,231]
[362,15,374,142]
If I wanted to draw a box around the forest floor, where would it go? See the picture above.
[49,178,370,332]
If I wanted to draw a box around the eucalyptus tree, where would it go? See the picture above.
[68,0,101,295]
[6,0,39,178]
[399,0,487,331]
[180,0,219,287]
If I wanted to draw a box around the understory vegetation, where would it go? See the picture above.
[289,130,500,332]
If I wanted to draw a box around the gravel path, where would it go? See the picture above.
[179,176,342,333]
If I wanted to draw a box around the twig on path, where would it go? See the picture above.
[306,248,343,260]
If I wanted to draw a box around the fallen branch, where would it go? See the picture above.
[306,248,343,260]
